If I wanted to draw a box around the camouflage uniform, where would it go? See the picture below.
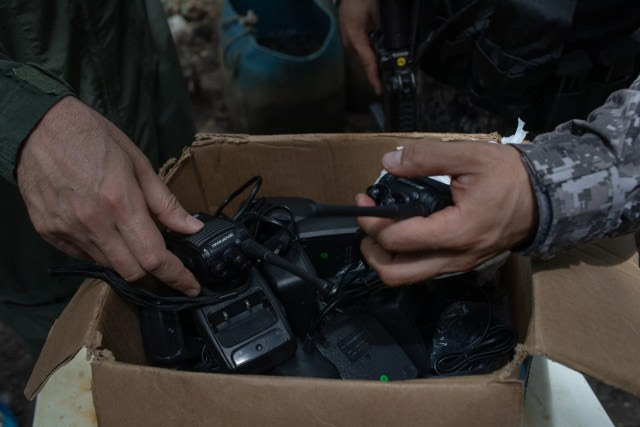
[514,74,640,256]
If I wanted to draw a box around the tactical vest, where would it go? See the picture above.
[417,0,640,132]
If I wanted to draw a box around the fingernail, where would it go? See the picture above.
[186,287,200,297]
[355,193,365,205]
[382,150,402,170]
[186,215,204,231]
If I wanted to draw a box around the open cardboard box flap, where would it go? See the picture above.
[25,279,110,399]
[26,133,640,413]
[526,236,640,395]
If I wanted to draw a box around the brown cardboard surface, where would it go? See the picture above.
[91,361,522,427]
[163,150,208,214]
[188,133,499,212]
[528,235,640,395]
[500,255,533,348]
[25,280,111,399]
[94,284,146,365]
[31,132,640,426]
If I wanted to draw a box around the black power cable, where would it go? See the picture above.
[49,264,245,311]
[309,202,433,219]
[214,176,263,219]
[239,239,337,298]
[432,324,517,375]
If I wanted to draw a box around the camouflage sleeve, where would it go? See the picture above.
[511,74,640,256]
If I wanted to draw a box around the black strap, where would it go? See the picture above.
[49,263,242,311]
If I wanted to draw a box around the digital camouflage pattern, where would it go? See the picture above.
[514,74,640,256]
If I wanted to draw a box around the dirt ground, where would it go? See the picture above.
[1,1,639,425]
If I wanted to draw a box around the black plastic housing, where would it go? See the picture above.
[365,287,430,375]
[367,174,452,215]
[163,213,253,288]
[193,267,296,374]
[296,216,361,278]
[261,236,319,336]
[138,307,206,369]
[316,310,418,381]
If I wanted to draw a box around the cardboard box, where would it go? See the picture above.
[26,133,640,426]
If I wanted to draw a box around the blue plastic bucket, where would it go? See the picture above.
[219,0,345,133]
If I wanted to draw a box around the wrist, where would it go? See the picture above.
[504,144,539,249]
[507,144,550,254]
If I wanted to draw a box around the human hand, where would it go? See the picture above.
[16,97,204,296]
[338,0,382,95]
[357,141,538,286]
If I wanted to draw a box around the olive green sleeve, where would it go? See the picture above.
[0,48,73,184]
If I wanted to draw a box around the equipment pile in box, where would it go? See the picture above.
[26,133,640,426]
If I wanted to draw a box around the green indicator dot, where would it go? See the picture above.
[320,252,329,259]
[379,374,389,382]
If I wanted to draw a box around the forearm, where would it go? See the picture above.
[0,48,73,184]
[514,74,640,256]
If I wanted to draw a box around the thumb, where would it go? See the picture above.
[351,32,383,95]
[382,141,487,177]
[138,169,204,234]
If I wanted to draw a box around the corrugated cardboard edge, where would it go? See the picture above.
[159,133,252,184]
[177,132,502,215]
[25,280,113,399]
[526,235,640,396]
[190,132,501,145]
[90,361,523,426]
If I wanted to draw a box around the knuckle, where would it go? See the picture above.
[377,269,404,287]
[100,187,127,211]
[51,216,70,234]
[31,218,48,235]
[378,233,404,253]
[75,203,101,227]
[162,192,181,213]
[109,256,144,282]
[140,252,168,273]
[138,155,153,170]
[123,270,146,283]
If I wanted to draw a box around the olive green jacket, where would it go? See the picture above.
[0,0,195,305]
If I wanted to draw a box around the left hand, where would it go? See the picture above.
[356,141,538,286]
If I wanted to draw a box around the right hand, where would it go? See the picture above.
[339,0,383,95]
[356,142,538,286]
[16,97,204,296]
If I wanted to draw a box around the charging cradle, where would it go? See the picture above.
[193,267,296,374]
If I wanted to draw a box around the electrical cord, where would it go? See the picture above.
[239,212,296,240]
[255,204,297,236]
[310,202,431,219]
[49,264,245,311]
[191,346,222,373]
[306,265,386,336]
[432,324,517,375]
[430,290,517,376]
[214,176,262,219]
[240,239,337,297]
